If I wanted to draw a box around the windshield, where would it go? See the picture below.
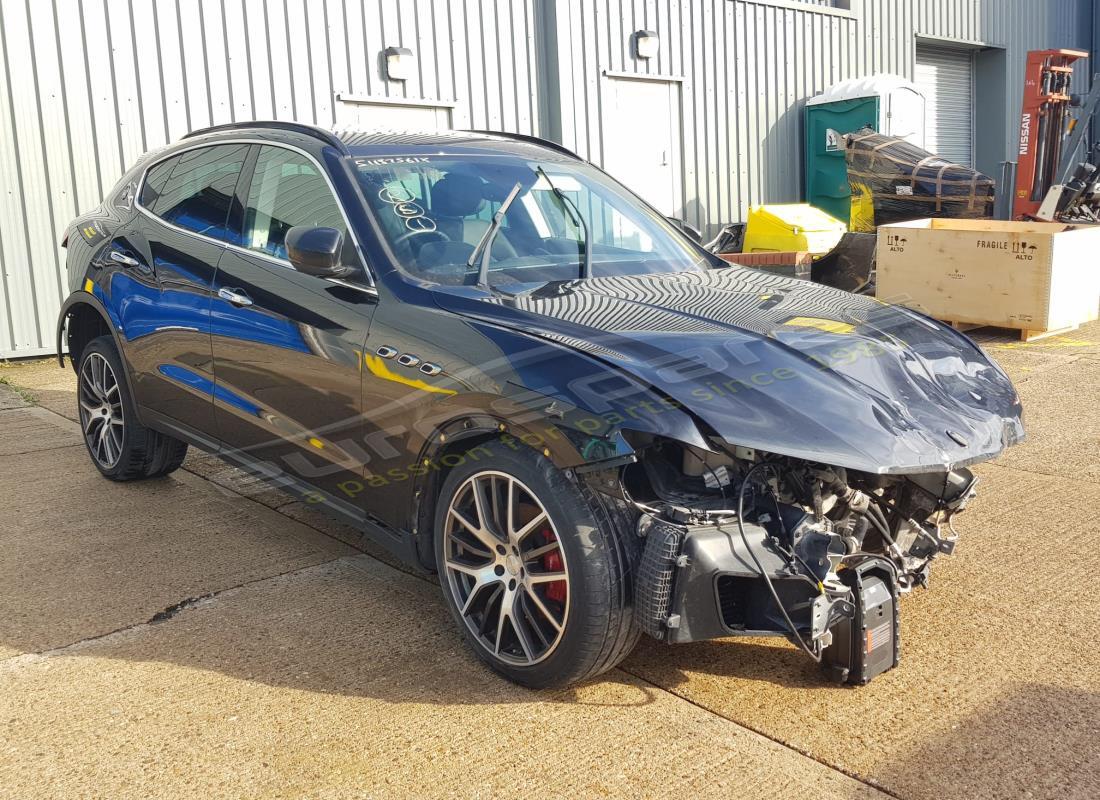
[352,153,708,288]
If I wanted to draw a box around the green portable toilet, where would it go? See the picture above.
[804,75,925,225]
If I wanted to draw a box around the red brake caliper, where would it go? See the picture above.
[541,528,567,604]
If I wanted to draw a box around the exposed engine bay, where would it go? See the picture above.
[618,435,979,684]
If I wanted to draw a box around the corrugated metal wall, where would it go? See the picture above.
[0,0,539,358]
[550,0,1091,235]
[548,0,859,232]
[0,0,1094,358]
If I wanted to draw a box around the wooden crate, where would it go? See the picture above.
[876,218,1100,341]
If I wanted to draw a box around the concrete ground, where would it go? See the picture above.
[2,321,1098,799]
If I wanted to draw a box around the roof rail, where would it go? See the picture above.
[182,121,348,153]
[462,130,582,161]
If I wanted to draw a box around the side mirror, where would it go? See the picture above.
[285,226,352,278]
[666,216,703,243]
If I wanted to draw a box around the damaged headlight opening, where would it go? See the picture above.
[619,435,978,684]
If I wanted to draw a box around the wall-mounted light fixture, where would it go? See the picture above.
[633,30,659,59]
[384,46,415,81]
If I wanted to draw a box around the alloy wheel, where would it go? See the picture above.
[78,352,125,469]
[442,471,570,666]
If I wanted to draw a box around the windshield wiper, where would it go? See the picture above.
[536,166,592,280]
[468,181,524,290]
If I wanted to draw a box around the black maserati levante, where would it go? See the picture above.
[57,123,1023,687]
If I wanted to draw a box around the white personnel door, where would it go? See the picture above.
[602,78,682,216]
[915,43,975,166]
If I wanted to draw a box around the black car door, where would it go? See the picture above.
[111,143,250,441]
[210,144,377,515]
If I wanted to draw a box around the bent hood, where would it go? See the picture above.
[432,268,1024,473]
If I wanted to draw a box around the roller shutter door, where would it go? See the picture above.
[915,43,975,166]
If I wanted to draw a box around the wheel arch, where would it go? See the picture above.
[409,412,586,571]
[404,380,714,570]
[57,293,145,425]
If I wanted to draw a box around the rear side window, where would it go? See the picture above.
[243,146,346,260]
[144,144,249,243]
[139,156,178,208]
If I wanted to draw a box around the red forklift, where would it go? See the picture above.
[1012,49,1100,222]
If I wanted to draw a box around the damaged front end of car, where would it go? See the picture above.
[615,435,978,684]
[442,269,1025,684]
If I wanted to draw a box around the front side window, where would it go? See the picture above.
[143,144,249,242]
[243,146,347,261]
[352,153,706,288]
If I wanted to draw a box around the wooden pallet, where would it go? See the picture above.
[945,320,1081,343]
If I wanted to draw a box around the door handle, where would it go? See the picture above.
[109,251,141,268]
[218,286,253,307]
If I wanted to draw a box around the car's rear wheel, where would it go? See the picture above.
[77,336,188,481]
[434,441,640,688]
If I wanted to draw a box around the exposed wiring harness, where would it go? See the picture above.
[615,477,663,517]
[862,496,917,585]
[626,454,902,660]
[728,461,824,663]
[864,501,897,547]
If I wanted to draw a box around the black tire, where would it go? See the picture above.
[77,335,188,481]
[434,440,640,688]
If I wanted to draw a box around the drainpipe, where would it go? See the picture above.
[534,0,563,144]
[1093,0,1099,141]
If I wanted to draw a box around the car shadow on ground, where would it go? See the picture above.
[0,365,830,704]
[625,635,825,689]
[0,547,675,710]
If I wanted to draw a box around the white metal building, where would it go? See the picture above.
[0,0,1094,358]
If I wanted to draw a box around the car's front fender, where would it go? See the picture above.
[392,322,716,568]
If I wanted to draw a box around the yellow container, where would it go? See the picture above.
[742,203,847,254]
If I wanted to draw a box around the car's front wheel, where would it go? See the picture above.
[77,335,188,481]
[434,441,640,688]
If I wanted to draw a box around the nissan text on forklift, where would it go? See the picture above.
[1013,48,1100,223]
